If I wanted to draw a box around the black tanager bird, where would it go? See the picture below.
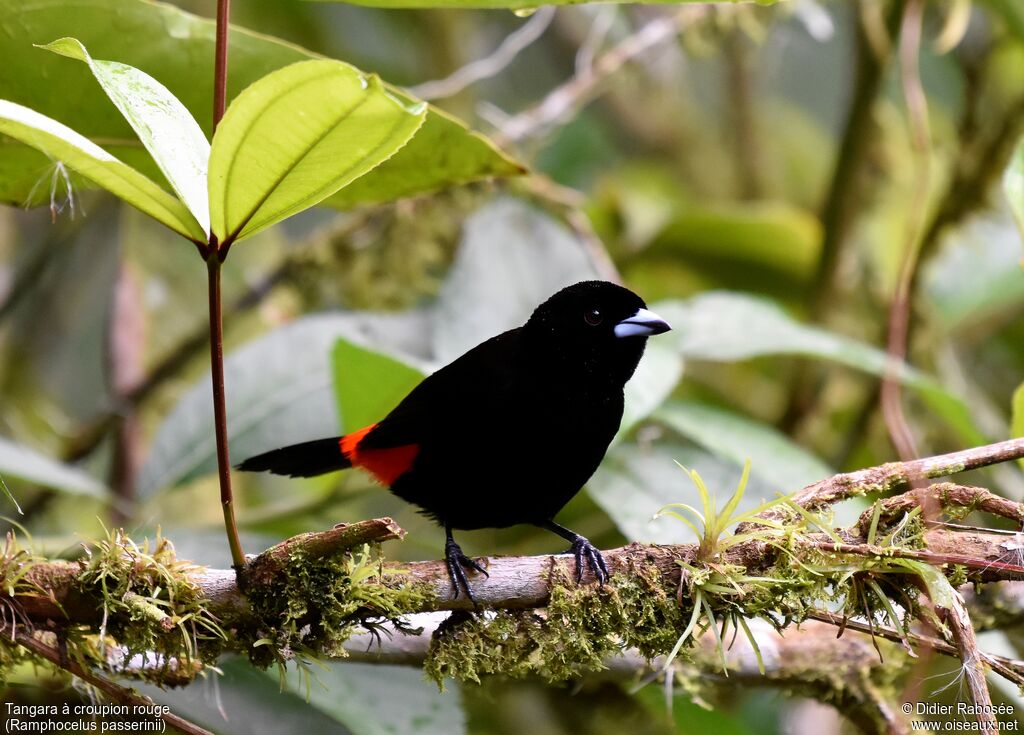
[237,281,671,601]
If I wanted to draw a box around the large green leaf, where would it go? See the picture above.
[432,197,603,362]
[144,658,355,735]
[0,435,107,499]
[283,662,465,735]
[618,340,685,441]
[0,100,204,241]
[656,291,985,444]
[138,312,433,499]
[208,60,426,242]
[640,201,822,282]
[0,0,521,211]
[329,105,525,209]
[653,400,832,491]
[656,291,911,374]
[922,209,1024,331]
[333,337,427,433]
[40,37,211,236]
[151,658,465,735]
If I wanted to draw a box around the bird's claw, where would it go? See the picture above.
[567,535,609,586]
[444,537,488,604]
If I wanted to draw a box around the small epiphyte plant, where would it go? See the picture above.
[656,461,787,673]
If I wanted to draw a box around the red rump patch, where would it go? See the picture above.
[339,425,419,486]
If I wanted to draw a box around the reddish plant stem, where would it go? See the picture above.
[207,255,244,570]
[798,539,1024,577]
[804,610,1024,689]
[881,0,929,465]
[205,0,244,571]
[213,0,230,130]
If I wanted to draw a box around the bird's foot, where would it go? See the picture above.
[444,536,488,604]
[566,535,609,586]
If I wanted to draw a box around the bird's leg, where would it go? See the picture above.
[444,525,488,603]
[538,520,610,585]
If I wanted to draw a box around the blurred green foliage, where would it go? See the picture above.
[1,1,1023,733]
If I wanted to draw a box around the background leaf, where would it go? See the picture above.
[618,341,685,441]
[40,37,211,236]
[208,60,426,242]
[922,208,1024,332]
[0,436,106,498]
[657,291,915,375]
[145,657,356,735]
[626,201,822,301]
[587,441,775,544]
[431,197,602,362]
[333,337,427,433]
[284,662,466,735]
[0,0,521,211]
[656,291,985,444]
[0,100,203,241]
[652,400,832,491]
[137,312,432,499]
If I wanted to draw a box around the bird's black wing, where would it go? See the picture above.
[357,328,522,450]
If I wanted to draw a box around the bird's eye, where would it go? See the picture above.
[584,308,603,326]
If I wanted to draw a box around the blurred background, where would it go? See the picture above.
[1,0,1023,732]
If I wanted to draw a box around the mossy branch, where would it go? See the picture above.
[751,436,1024,524]
[12,524,1024,626]
[5,624,214,735]
[3,437,1024,731]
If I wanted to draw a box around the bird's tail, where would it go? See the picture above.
[235,437,351,478]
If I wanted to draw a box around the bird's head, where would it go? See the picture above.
[523,281,671,385]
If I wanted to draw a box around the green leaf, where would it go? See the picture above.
[655,291,984,444]
[895,559,957,609]
[283,662,466,735]
[0,0,521,210]
[641,201,822,282]
[0,435,107,498]
[327,104,525,209]
[39,37,211,236]
[208,60,426,242]
[142,658,347,735]
[0,100,204,241]
[618,340,684,441]
[333,338,426,433]
[922,209,1024,331]
[653,400,832,491]
[1005,132,1024,237]
[150,645,465,735]
[432,197,602,362]
[656,291,917,375]
[138,312,432,498]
